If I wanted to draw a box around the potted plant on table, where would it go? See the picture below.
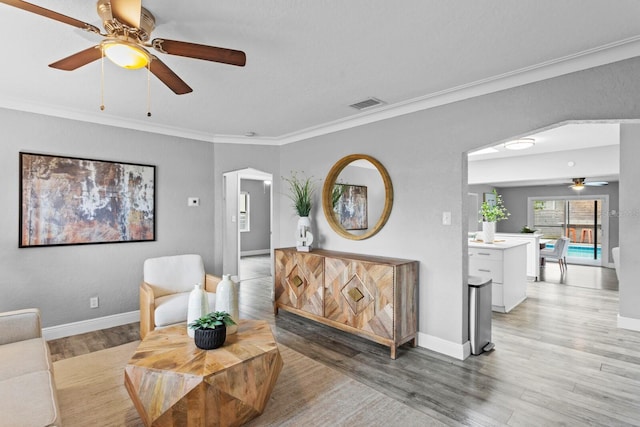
[188,311,236,350]
[479,189,510,243]
[282,171,317,251]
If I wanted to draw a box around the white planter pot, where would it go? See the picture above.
[187,283,209,338]
[482,221,496,243]
[296,216,314,251]
[215,274,239,334]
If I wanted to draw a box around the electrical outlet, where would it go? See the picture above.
[188,197,200,207]
[90,297,99,309]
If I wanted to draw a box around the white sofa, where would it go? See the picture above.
[0,308,61,426]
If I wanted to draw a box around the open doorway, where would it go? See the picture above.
[222,168,273,282]
[239,178,272,281]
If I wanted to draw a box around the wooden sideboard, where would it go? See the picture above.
[274,247,418,359]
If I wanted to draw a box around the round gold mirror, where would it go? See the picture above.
[322,154,393,240]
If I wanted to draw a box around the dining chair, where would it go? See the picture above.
[540,237,570,274]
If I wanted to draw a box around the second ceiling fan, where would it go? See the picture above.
[569,177,609,190]
[0,0,247,94]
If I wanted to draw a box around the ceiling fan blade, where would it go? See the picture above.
[585,181,609,186]
[151,39,246,67]
[149,57,192,95]
[0,0,100,33]
[110,0,141,29]
[49,46,102,71]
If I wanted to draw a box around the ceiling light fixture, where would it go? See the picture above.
[504,138,535,150]
[101,40,150,69]
[570,178,586,190]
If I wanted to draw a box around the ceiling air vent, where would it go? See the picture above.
[349,97,385,111]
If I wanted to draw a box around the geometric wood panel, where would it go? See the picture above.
[325,257,394,339]
[274,250,324,316]
[124,320,283,426]
[274,248,418,359]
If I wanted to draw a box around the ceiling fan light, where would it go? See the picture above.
[504,138,535,150]
[102,41,149,69]
[570,178,585,190]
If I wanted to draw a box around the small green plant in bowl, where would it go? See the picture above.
[189,311,236,330]
[189,311,237,350]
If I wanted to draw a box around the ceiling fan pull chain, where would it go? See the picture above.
[100,49,105,111]
[147,62,152,117]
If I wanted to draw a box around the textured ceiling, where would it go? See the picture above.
[2,1,640,144]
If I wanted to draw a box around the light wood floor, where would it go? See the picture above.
[49,256,640,426]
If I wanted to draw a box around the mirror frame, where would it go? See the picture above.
[322,154,393,240]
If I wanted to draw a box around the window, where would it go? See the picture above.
[239,192,250,232]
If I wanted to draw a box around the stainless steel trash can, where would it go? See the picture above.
[469,275,494,355]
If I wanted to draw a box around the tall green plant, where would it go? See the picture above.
[282,171,316,217]
[479,189,510,222]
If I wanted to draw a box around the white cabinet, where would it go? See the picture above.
[495,233,542,280]
[469,241,528,313]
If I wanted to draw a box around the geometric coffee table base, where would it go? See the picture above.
[124,320,283,427]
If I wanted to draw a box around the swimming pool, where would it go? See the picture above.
[545,243,601,259]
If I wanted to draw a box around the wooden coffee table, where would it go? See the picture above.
[124,319,283,426]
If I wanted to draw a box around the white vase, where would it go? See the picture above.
[187,283,209,338]
[215,274,239,334]
[482,221,496,243]
[296,216,313,251]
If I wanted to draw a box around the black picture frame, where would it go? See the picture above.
[19,152,156,248]
[335,184,368,230]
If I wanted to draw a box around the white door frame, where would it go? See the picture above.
[222,168,273,280]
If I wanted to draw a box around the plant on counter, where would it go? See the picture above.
[479,189,510,222]
[520,225,537,233]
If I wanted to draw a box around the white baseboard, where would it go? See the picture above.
[618,314,640,332]
[42,310,140,341]
[417,331,470,360]
[241,249,270,257]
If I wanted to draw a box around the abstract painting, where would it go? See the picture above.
[335,184,368,230]
[20,152,155,247]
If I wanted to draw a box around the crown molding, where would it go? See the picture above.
[270,34,640,145]
[4,35,640,145]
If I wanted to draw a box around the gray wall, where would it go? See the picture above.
[0,108,217,327]
[278,57,640,353]
[240,179,271,253]
[2,57,640,354]
[619,124,640,320]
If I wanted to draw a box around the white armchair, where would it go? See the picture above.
[140,254,221,339]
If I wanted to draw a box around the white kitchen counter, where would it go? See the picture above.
[468,240,529,250]
[468,239,528,313]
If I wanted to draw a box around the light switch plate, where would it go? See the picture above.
[442,211,451,225]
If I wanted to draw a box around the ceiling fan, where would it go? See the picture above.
[0,0,246,95]
[569,177,609,190]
